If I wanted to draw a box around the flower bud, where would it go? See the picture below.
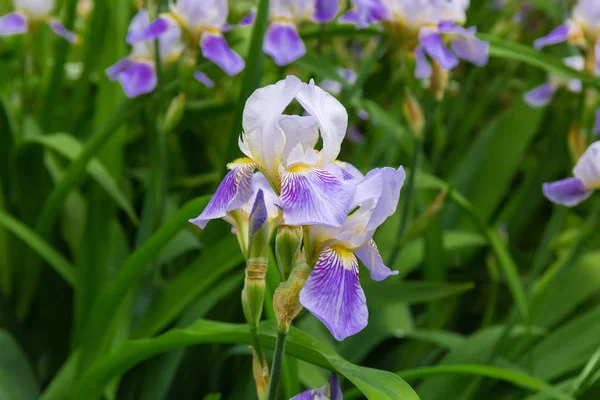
[275,224,303,281]
[430,61,449,101]
[273,261,312,333]
[161,93,186,134]
[402,89,425,140]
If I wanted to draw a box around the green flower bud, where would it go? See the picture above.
[161,93,186,134]
[273,261,312,333]
[275,224,303,281]
[403,89,424,140]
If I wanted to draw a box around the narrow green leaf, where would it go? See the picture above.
[363,280,474,306]
[75,319,420,400]
[0,212,75,286]
[26,133,138,223]
[0,330,39,400]
[293,52,352,89]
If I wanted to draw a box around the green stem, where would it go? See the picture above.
[266,330,288,400]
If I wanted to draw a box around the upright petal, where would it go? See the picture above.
[248,189,268,235]
[48,19,79,43]
[127,15,169,43]
[279,115,319,159]
[0,12,28,36]
[314,0,339,23]
[542,178,592,207]
[127,9,151,42]
[296,80,348,165]
[451,35,489,66]
[367,166,405,230]
[299,247,368,341]
[523,83,555,108]
[329,373,343,400]
[189,159,257,228]
[280,167,354,227]
[573,141,600,188]
[106,60,157,98]
[419,29,459,71]
[200,32,245,76]
[533,23,571,50]
[264,22,306,66]
[355,239,399,281]
[414,45,432,79]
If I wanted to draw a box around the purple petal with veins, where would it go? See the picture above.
[542,177,592,207]
[314,0,339,23]
[200,32,245,75]
[419,30,459,70]
[264,23,306,66]
[356,239,398,281]
[0,12,27,36]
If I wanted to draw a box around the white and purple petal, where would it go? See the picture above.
[299,247,368,341]
[542,178,592,207]
[280,167,354,227]
[356,239,398,281]
[523,83,555,108]
[193,71,215,88]
[0,12,28,36]
[127,15,169,43]
[264,22,306,66]
[414,45,432,79]
[106,58,157,98]
[419,29,459,71]
[48,19,79,43]
[189,159,257,229]
[339,0,387,28]
[534,23,571,50]
[573,141,600,187]
[451,34,489,66]
[200,32,244,76]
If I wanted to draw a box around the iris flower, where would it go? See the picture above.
[291,374,342,400]
[264,0,339,66]
[524,56,584,107]
[543,141,600,207]
[106,10,183,98]
[0,0,79,43]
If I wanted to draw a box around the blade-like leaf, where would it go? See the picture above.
[0,330,39,400]
[363,280,474,306]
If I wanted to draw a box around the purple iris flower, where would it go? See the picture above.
[264,0,340,66]
[0,0,79,43]
[106,10,183,98]
[524,56,583,107]
[543,141,600,207]
[339,0,389,28]
[291,374,342,400]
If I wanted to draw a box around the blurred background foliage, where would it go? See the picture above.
[0,0,599,399]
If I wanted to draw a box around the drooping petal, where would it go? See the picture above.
[314,0,339,23]
[238,10,256,25]
[48,19,79,43]
[264,22,306,66]
[290,389,313,400]
[419,29,459,71]
[280,167,354,227]
[0,12,28,36]
[451,35,489,66]
[189,159,257,229]
[355,239,399,281]
[299,247,368,341]
[106,59,157,98]
[193,71,215,88]
[542,178,592,207]
[200,32,244,76]
[414,45,432,79]
[594,108,600,136]
[296,79,348,165]
[533,23,571,50]
[242,76,303,174]
[573,141,600,188]
[523,83,555,108]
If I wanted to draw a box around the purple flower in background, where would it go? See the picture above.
[300,164,404,340]
[106,10,183,98]
[291,374,342,400]
[264,0,339,65]
[340,0,389,28]
[524,56,584,107]
[543,141,600,207]
[162,0,244,80]
[0,0,79,43]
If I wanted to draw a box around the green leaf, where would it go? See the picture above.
[0,212,76,286]
[481,34,600,90]
[75,319,420,400]
[0,330,39,400]
[133,234,244,338]
[363,280,474,306]
[25,133,137,223]
[293,51,352,89]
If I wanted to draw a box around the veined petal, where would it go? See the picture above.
[542,178,592,207]
[241,172,280,220]
[200,32,244,76]
[337,161,364,180]
[414,45,432,78]
[242,75,303,174]
[106,59,157,98]
[0,12,28,36]
[189,159,257,228]
[368,166,405,230]
[573,141,600,188]
[127,15,169,43]
[419,29,459,71]
[264,22,306,66]
[279,115,319,160]
[193,71,215,88]
[534,23,571,50]
[356,239,398,281]
[48,19,79,43]
[299,247,368,341]
[523,83,555,108]
[314,0,339,23]
[249,189,268,235]
[280,167,354,227]
[296,80,348,165]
